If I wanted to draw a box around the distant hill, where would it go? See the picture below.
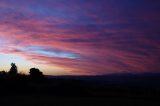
[47,73,160,88]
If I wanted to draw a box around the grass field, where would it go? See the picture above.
[0,95,159,106]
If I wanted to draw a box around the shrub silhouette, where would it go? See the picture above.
[29,68,45,81]
[9,63,18,75]
[0,71,7,76]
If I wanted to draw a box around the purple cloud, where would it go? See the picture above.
[0,0,160,75]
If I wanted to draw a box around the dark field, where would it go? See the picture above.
[0,73,160,105]
[0,96,159,106]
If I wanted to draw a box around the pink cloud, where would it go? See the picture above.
[0,0,160,75]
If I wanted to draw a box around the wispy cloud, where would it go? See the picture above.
[0,0,160,75]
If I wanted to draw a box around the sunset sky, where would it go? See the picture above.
[0,0,160,75]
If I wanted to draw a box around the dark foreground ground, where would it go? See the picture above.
[1,73,160,105]
[0,95,159,106]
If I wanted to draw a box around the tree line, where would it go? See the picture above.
[0,63,45,81]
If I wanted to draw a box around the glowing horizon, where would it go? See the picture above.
[0,0,160,75]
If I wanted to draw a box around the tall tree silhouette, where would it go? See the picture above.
[9,63,18,75]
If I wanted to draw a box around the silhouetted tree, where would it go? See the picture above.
[9,63,18,75]
[29,68,45,81]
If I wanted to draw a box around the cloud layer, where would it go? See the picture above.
[0,0,160,75]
